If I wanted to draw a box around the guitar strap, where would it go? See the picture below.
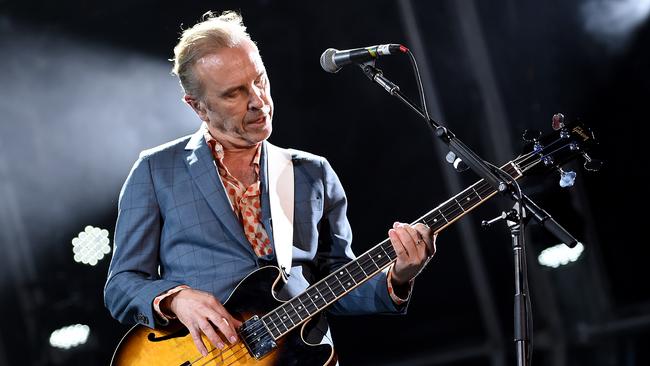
[265,142,294,283]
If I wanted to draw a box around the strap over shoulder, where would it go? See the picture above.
[265,142,294,282]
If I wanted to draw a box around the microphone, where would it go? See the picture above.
[320,44,407,73]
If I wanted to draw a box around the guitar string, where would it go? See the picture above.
[187,342,242,365]
[261,245,395,334]
[260,168,515,337]
[212,157,539,358]
[264,148,552,334]
[194,343,249,366]
[418,147,562,231]
[163,144,558,364]
[421,182,496,229]
[262,179,500,336]
[262,246,396,338]
[191,186,495,365]
[239,151,546,345]
[199,148,547,347]
[260,154,539,335]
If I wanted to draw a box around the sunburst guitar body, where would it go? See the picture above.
[111,266,336,366]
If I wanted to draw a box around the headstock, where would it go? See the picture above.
[514,113,601,187]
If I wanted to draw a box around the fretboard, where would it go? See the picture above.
[260,161,522,340]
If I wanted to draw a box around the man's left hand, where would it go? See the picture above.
[388,222,437,288]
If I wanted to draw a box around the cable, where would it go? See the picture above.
[406,49,431,121]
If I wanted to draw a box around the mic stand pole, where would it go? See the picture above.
[359,63,531,366]
[506,204,531,366]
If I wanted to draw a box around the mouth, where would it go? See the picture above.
[248,114,268,126]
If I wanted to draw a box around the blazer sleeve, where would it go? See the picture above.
[316,158,407,316]
[104,155,183,328]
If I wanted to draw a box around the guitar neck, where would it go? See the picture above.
[261,161,522,340]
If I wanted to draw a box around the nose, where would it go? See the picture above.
[248,85,265,111]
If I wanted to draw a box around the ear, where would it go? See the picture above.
[183,95,209,122]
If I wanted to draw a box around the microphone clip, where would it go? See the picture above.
[359,64,400,95]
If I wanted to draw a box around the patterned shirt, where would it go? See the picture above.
[204,130,272,257]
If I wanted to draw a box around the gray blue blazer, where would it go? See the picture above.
[104,127,402,330]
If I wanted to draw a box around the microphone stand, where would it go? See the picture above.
[358,63,579,366]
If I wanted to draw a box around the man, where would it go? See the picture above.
[104,10,436,360]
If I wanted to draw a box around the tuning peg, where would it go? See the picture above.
[582,153,603,172]
[552,113,565,130]
[542,155,554,166]
[523,129,542,143]
[559,168,576,188]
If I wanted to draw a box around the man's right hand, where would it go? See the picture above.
[161,288,242,357]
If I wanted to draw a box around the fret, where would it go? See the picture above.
[367,254,379,270]
[429,211,444,226]
[344,267,358,285]
[444,201,464,220]
[325,276,344,296]
[333,268,355,291]
[476,182,493,197]
[382,243,397,260]
[307,287,328,309]
[368,245,391,268]
[284,304,302,325]
[316,281,337,302]
[272,313,289,334]
[278,306,296,327]
[344,261,361,282]
[288,301,305,321]
[468,190,483,207]
[381,241,397,264]
[438,209,449,222]
[263,315,284,338]
[472,186,483,199]
[298,293,318,314]
[293,298,311,319]
[351,260,369,278]
[454,198,466,212]
[360,252,380,273]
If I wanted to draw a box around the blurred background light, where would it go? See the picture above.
[538,242,585,268]
[71,226,110,266]
[49,324,90,350]
[581,0,650,50]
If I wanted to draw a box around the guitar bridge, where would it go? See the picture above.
[238,315,277,359]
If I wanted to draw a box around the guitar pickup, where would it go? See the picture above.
[238,315,277,359]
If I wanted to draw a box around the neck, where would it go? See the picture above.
[222,142,260,161]
[206,125,262,161]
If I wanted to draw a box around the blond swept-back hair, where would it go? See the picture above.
[172,11,256,99]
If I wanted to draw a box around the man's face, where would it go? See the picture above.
[188,40,273,148]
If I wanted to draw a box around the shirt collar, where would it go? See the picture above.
[202,123,262,168]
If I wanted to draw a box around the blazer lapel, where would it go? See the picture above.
[184,127,254,256]
[259,141,275,251]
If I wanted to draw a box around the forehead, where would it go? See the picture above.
[195,42,266,89]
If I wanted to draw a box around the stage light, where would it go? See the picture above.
[537,242,585,268]
[71,226,111,266]
[49,324,90,349]
[581,0,650,50]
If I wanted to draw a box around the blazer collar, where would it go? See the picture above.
[183,126,256,257]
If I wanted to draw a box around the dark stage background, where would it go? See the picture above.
[1,1,649,365]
